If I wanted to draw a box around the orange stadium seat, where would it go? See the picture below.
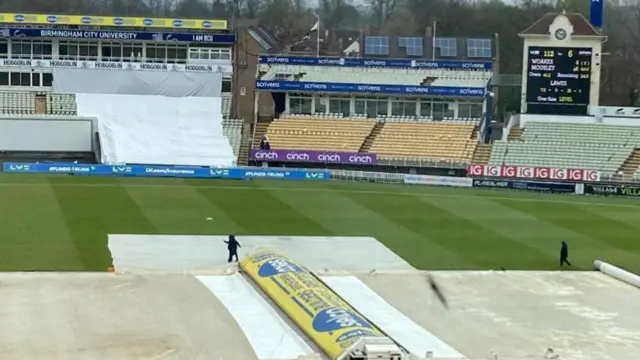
[369,121,476,162]
[265,117,376,152]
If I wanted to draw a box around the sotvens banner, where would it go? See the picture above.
[255,80,485,97]
[259,56,492,70]
[467,164,600,182]
[2,162,329,181]
[472,179,576,193]
[250,149,376,165]
[239,250,385,359]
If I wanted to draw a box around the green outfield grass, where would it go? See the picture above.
[0,173,639,272]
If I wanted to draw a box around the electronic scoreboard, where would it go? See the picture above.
[525,46,592,115]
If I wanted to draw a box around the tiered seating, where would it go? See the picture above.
[265,116,376,151]
[222,94,232,119]
[46,93,77,115]
[370,121,476,162]
[261,65,491,87]
[0,91,36,114]
[489,122,640,175]
[222,118,243,156]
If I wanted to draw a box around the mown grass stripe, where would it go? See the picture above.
[344,192,477,270]
[195,184,327,236]
[417,195,558,270]
[47,176,156,270]
[122,178,245,235]
[0,177,83,271]
[495,199,640,270]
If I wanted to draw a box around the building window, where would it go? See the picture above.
[467,39,492,58]
[144,43,188,64]
[0,40,8,59]
[399,37,423,57]
[221,78,232,93]
[289,94,312,114]
[329,98,350,116]
[432,101,454,120]
[59,41,98,61]
[364,36,389,56]
[420,100,432,118]
[391,98,417,116]
[0,71,49,87]
[314,97,327,114]
[189,47,231,61]
[43,73,53,86]
[458,101,483,119]
[10,40,52,60]
[435,38,457,57]
[100,42,143,62]
[355,96,387,117]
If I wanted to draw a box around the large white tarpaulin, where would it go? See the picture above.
[76,93,235,167]
[53,68,222,97]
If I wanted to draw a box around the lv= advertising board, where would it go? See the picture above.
[240,250,385,359]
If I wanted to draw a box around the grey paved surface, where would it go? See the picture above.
[0,273,258,360]
[359,271,640,360]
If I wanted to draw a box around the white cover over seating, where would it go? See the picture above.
[76,94,236,167]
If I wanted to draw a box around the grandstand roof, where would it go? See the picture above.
[520,12,601,37]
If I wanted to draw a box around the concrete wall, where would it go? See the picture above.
[0,116,94,152]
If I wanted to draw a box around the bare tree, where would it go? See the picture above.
[319,0,361,29]
[367,0,397,28]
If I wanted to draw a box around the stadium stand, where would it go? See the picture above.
[0,89,242,162]
[0,91,36,115]
[370,120,477,162]
[489,121,640,176]
[264,115,376,151]
[222,118,243,156]
[222,94,232,119]
[46,93,78,116]
[260,65,491,87]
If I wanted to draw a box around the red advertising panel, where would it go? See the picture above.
[467,164,600,182]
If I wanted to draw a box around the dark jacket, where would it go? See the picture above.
[561,241,568,256]
[225,236,241,250]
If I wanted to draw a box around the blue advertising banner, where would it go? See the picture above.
[472,179,575,193]
[0,27,235,43]
[2,163,329,181]
[590,0,604,28]
[255,80,485,97]
[259,56,493,70]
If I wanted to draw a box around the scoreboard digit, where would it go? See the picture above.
[525,46,592,115]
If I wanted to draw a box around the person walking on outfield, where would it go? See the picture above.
[224,235,241,263]
[560,241,571,267]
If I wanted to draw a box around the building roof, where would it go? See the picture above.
[248,25,282,53]
[520,12,600,36]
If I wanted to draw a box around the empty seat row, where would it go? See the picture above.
[0,91,36,114]
[47,93,77,115]
[222,118,243,156]
[490,121,640,175]
[371,121,476,162]
[264,117,375,152]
